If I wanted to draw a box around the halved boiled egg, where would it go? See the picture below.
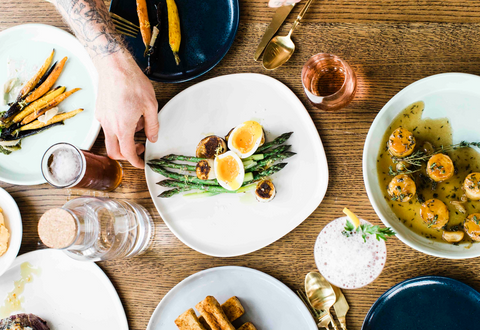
[214,151,245,191]
[227,121,265,158]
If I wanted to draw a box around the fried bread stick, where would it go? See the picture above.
[195,296,235,330]
[175,308,206,330]
[199,296,245,329]
[238,323,257,330]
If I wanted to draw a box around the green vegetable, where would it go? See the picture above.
[256,132,293,153]
[342,219,396,242]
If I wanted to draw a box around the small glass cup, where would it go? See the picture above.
[301,53,357,111]
[314,216,386,289]
[41,142,123,192]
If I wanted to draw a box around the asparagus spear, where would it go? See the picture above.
[157,163,288,197]
[161,154,205,163]
[159,188,191,198]
[262,144,291,158]
[249,152,296,172]
[245,163,288,184]
[256,132,293,153]
[148,163,219,185]
[149,159,196,172]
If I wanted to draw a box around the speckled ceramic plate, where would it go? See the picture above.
[363,276,480,330]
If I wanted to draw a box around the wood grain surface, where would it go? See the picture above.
[2,0,480,329]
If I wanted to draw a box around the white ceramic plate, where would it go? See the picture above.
[0,188,22,278]
[364,73,480,259]
[145,73,329,257]
[147,266,317,330]
[0,249,128,329]
[0,24,101,185]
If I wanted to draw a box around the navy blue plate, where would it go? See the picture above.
[109,0,239,83]
[362,276,480,330]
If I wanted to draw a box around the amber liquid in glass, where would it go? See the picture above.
[75,150,123,191]
[43,143,123,192]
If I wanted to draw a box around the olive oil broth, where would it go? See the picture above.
[377,101,480,243]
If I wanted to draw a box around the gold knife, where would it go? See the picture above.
[253,4,295,61]
[331,285,349,330]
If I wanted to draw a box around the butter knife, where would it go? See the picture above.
[332,285,349,330]
[253,4,295,61]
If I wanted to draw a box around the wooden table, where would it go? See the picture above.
[2,0,480,328]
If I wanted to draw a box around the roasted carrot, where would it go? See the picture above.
[20,108,83,131]
[12,86,65,123]
[21,88,80,125]
[167,0,181,65]
[136,0,151,48]
[16,50,55,101]
[24,57,67,104]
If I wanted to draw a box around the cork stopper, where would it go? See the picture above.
[38,208,78,249]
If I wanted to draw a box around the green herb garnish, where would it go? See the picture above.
[342,220,396,243]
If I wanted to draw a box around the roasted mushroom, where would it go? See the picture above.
[255,179,276,202]
[196,159,215,180]
[196,135,227,159]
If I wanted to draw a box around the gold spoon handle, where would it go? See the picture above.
[337,316,347,330]
[289,0,315,35]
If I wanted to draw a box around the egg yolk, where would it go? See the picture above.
[232,121,263,154]
[217,155,240,188]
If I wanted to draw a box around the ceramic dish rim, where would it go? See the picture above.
[144,73,329,257]
[146,265,317,330]
[361,275,480,330]
[0,23,101,186]
[363,72,480,259]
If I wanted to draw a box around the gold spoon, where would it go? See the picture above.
[305,272,339,330]
[262,0,316,70]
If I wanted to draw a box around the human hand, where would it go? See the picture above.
[268,0,301,7]
[93,51,159,169]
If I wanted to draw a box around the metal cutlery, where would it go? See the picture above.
[254,4,295,61]
[305,272,340,330]
[262,0,315,70]
[332,285,349,330]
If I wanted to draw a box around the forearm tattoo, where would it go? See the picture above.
[56,0,123,57]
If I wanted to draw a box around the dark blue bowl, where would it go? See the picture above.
[109,0,239,83]
[362,276,480,330]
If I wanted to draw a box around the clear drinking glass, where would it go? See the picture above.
[302,53,357,111]
[41,142,123,191]
[314,217,386,289]
[37,197,154,262]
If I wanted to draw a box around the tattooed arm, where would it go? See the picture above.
[53,0,159,168]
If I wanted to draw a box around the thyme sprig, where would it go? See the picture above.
[392,141,480,167]
[388,165,421,176]
[342,220,396,242]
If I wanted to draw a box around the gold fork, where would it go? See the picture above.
[296,290,331,329]
[109,13,139,38]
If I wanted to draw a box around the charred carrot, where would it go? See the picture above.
[24,57,67,104]
[12,86,65,123]
[16,50,55,101]
[21,88,80,125]
[136,0,151,48]
[167,0,181,65]
[20,108,83,131]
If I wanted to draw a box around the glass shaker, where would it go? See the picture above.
[38,197,154,262]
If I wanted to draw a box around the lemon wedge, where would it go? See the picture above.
[343,207,360,229]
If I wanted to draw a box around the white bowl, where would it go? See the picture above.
[0,188,23,276]
[363,73,480,259]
